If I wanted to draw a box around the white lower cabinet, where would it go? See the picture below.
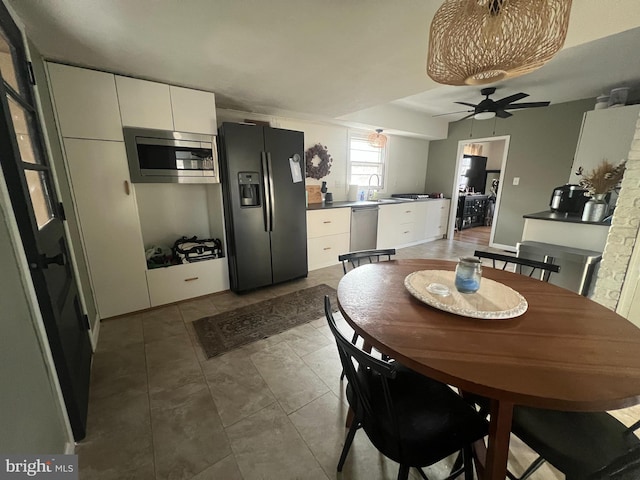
[64,138,150,318]
[377,203,421,249]
[378,199,451,249]
[307,208,350,271]
[146,259,229,307]
[424,199,450,239]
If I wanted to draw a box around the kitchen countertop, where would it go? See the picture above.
[523,210,610,226]
[306,197,449,210]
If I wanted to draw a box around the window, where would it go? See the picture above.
[348,131,387,189]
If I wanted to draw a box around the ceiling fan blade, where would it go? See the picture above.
[496,92,529,106]
[457,112,476,121]
[504,101,551,110]
[454,101,478,108]
[432,110,472,117]
[495,110,512,118]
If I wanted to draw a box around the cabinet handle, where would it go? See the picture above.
[184,277,199,282]
[323,221,332,224]
[405,210,411,213]
[403,231,410,234]
[323,247,331,250]
[124,180,130,196]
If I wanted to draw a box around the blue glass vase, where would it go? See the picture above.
[455,257,482,293]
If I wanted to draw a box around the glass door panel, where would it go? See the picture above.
[0,31,21,93]
[24,169,54,229]
[6,94,38,164]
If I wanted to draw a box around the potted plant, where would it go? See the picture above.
[576,160,626,222]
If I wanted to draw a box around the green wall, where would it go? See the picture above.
[426,98,594,247]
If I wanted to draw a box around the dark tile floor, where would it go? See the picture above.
[76,238,638,479]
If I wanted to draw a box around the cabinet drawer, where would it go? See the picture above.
[307,232,350,270]
[398,222,418,244]
[307,208,350,238]
[146,259,229,307]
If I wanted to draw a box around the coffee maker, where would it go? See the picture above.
[549,184,589,214]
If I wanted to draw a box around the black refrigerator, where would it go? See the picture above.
[463,155,488,193]
[218,122,308,292]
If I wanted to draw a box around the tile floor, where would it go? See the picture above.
[77,238,638,479]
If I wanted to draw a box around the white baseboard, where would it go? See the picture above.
[490,242,517,253]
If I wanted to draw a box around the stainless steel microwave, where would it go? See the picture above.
[123,127,219,184]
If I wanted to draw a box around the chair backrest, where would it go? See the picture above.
[474,250,560,282]
[338,248,396,275]
[324,296,399,431]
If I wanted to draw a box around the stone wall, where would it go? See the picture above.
[592,113,640,310]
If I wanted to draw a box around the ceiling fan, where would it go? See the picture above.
[437,87,551,121]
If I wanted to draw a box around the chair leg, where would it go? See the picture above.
[463,445,473,480]
[450,450,463,474]
[518,455,546,480]
[337,420,359,472]
[414,466,430,479]
[397,465,410,480]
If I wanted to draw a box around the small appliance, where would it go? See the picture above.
[549,184,589,214]
[123,127,218,184]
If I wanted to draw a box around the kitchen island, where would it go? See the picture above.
[519,210,610,295]
[522,210,610,252]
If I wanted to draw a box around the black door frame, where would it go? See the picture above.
[0,1,91,440]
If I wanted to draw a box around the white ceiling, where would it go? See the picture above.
[7,0,640,123]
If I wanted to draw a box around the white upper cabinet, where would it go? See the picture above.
[47,63,123,141]
[115,76,173,130]
[569,104,640,184]
[170,86,217,134]
[115,78,217,134]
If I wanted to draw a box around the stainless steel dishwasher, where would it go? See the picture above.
[350,206,379,251]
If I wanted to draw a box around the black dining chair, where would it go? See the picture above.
[324,296,488,480]
[507,406,640,480]
[474,250,559,282]
[338,248,396,275]
[338,249,396,379]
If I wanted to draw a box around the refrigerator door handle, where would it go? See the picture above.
[266,152,275,232]
[261,152,272,232]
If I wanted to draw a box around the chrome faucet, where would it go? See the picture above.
[367,174,380,200]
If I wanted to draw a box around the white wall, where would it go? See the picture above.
[217,109,430,201]
[486,141,505,170]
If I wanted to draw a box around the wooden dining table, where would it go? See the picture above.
[336,258,640,480]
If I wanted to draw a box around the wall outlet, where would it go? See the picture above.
[512,177,520,186]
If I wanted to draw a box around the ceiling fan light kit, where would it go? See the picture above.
[368,129,388,148]
[427,0,573,86]
[474,111,496,120]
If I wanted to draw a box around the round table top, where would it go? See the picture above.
[337,259,640,412]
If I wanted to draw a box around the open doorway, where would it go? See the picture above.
[447,136,510,248]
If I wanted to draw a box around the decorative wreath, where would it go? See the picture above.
[305,143,333,180]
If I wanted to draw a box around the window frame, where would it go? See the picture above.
[347,129,389,191]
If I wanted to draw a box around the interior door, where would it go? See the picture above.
[0,4,91,440]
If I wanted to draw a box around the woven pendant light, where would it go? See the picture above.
[368,129,388,148]
[427,0,572,86]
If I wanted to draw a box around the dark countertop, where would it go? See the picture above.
[306,198,449,211]
[523,211,610,226]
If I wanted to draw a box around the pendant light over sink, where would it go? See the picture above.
[426,0,572,86]
[368,129,387,148]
